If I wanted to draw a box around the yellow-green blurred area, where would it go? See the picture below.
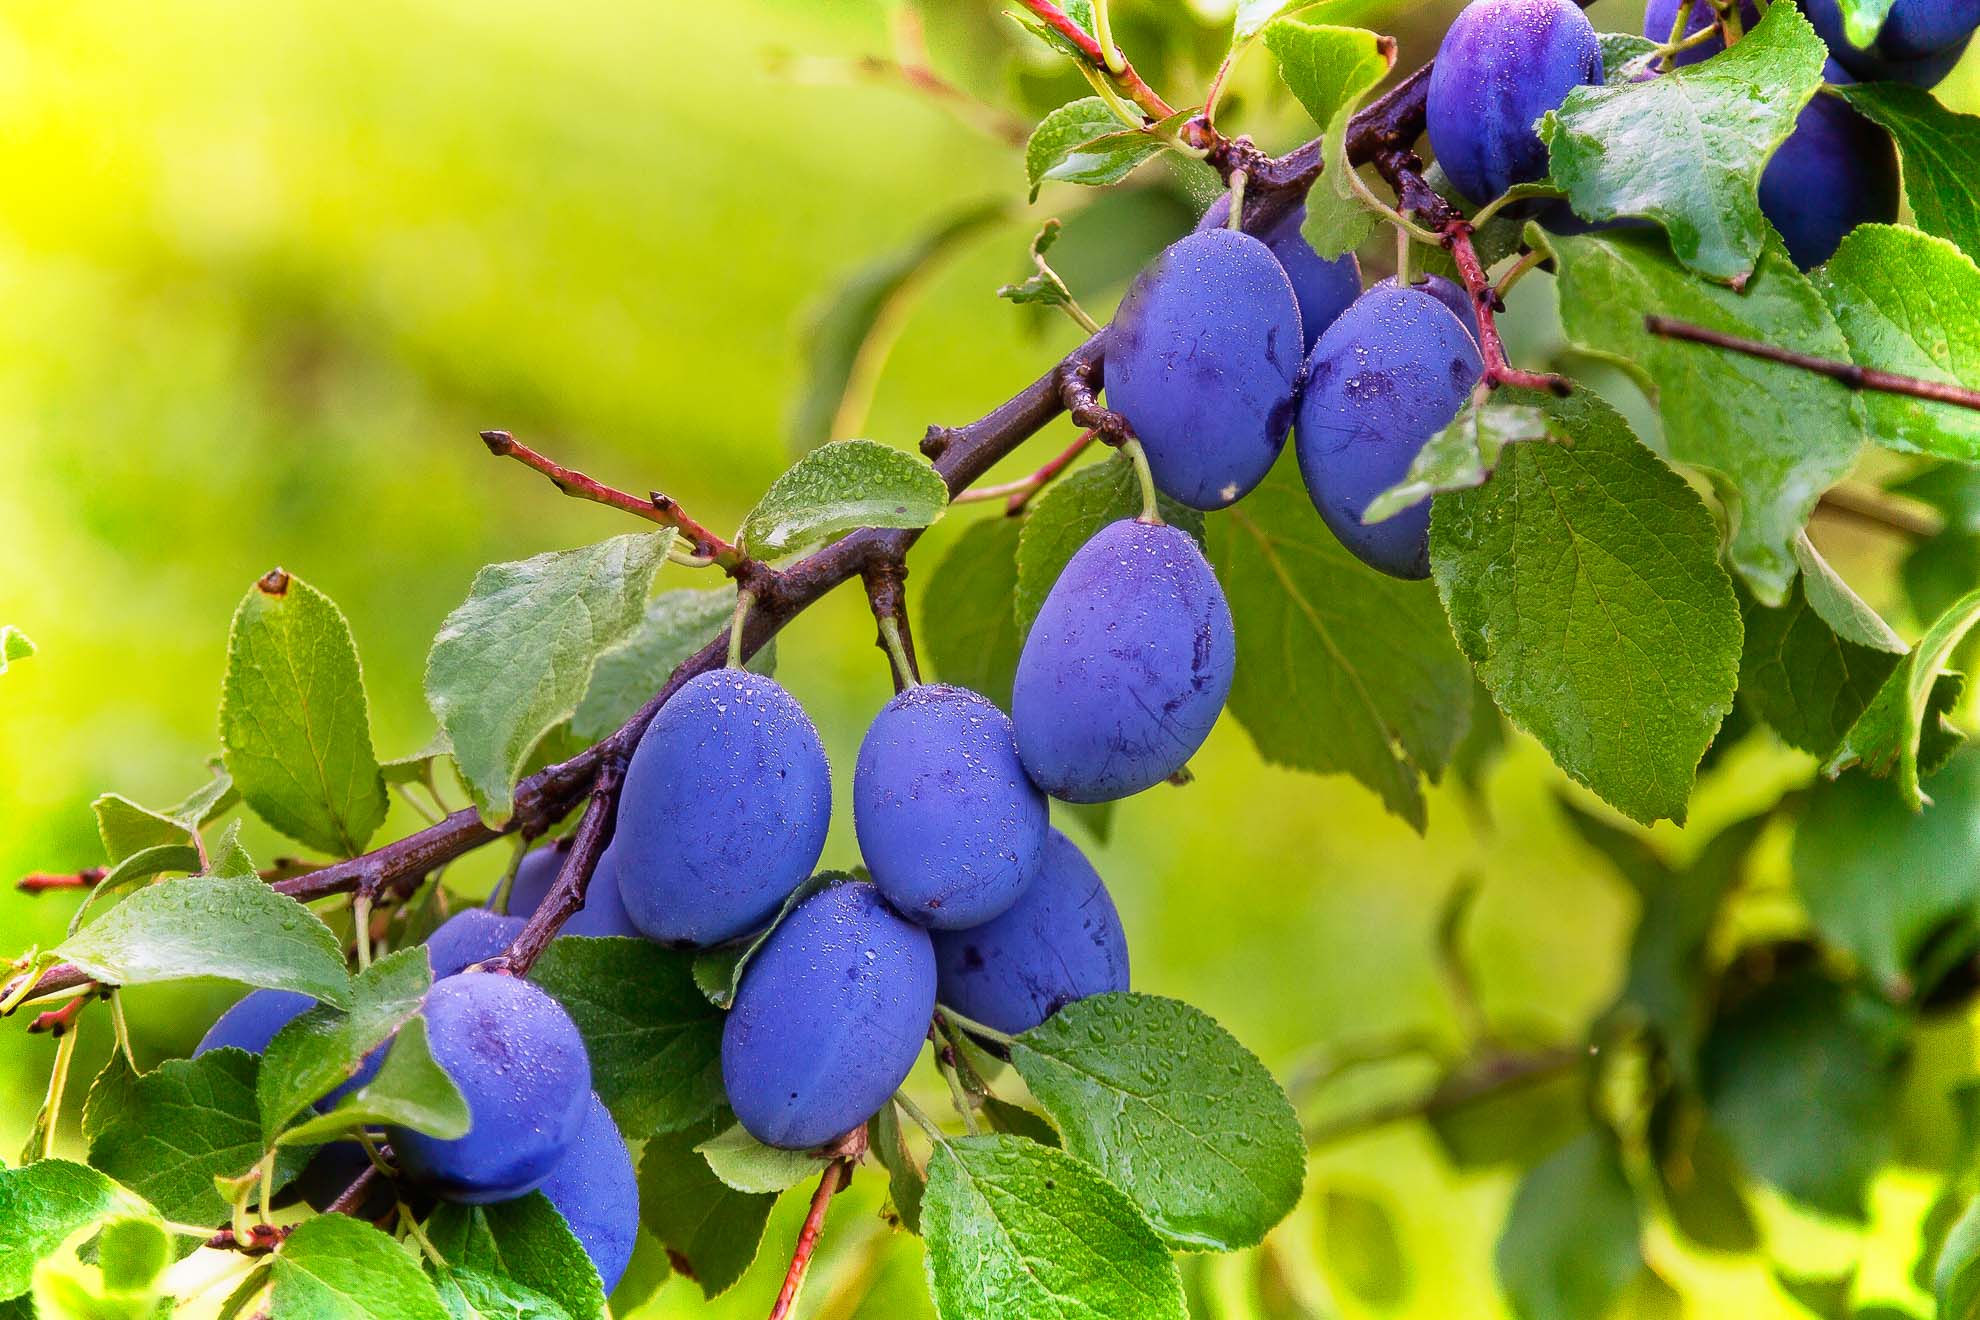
[4,0,1980,1316]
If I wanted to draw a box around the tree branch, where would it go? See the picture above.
[1011,0,1178,122]
[1645,317,1980,411]
[1445,223,1571,396]
[768,1160,852,1320]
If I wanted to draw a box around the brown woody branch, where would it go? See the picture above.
[1446,224,1572,396]
[1645,317,1980,412]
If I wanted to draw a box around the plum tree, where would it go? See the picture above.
[930,828,1128,1036]
[613,669,830,947]
[1758,65,1900,268]
[390,972,591,1203]
[1369,274,1478,342]
[853,683,1047,929]
[721,879,935,1150]
[1105,228,1303,510]
[507,840,639,938]
[1199,195,1361,353]
[536,1093,638,1293]
[1012,518,1235,802]
[1641,0,1760,64]
[423,908,526,979]
[1427,0,1604,204]
[1801,0,1977,82]
[1295,285,1483,580]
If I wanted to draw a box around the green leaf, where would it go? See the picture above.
[981,1096,1061,1148]
[93,1216,169,1296]
[1538,3,1827,283]
[1010,993,1304,1251]
[1813,225,1980,461]
[739,438,948,559]
[1702,973,1905,1218]
[571,585,771,741]
[270,1215,450,1320]
[529,936,725,1137]
[1596,31,1659,82]
[66,843,203,938]
[219,570,386,857]
[426,1194,604,1320]
[920,515,1025,712]
[433,1267,573,1320]
[869,1102,927,1234]
[922,1134,1186,1320]
[53,874,351,1005]
[1937,1196,1980,1320]
[694,1124,830,1195]
[1265,20,1394,260]
[1494,1132,1643,1320]
[1236,0,1317,41]
[92,770,235,866]
[998,219,1079,312]
[1015,456,1205,636]
[1210,458,1473,831]
[1649,1098,1758,1253]
[1024,99,1166,200]
[0,625,33,675]
[279,1015,470,1146]
[1317,1188,1407,1306]
[636,1130,774,1300]
[426,532,673,824]
[258,947,431,1141]
[1836,82,1980,261]
[206,821,257,879]
[1551,227,1863,603]
[1821,586,1980,805]
[789,204,1006,455]
[0,1161,147,1300]
[1364,398,1554,523]
[1794,748,1980,991]
[1737,545,1904,758]
[1430,388,1742,825]
[86,1050,282,1228]
[605,1233,672,1316]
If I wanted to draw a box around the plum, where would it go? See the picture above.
[614,669,831,948]
[1802,0,1975,81]
[424,908,526,979]
[196,988,316,1057]
[1759,65,1899,268]
[1427,0,1604,205]
[391,972,591,1203]
[931,829,1129,1036]
[1198,196,1361,353]
[538,1093,638,1292]
[854,683,1047,929]
[508,840,639,939]
[1294,285,1483,580]
[1011,519,1235,802]
[1370,274,1478,343]
[1106,228,1303,509]
[720,879,935,1150]
[1641,0,1761,64]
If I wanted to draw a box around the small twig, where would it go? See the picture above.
[1446,224,1572,395]
[767,16,1029,148]
[324,1166,380,1218]
[1012,0,1180,123]
[16,868,104,894]
[768,1160,852,1320]
[28,991,91,1035]
[479,430,746,569]
[953,429,1097,513]
[1645,317,1980,412]
[203,1224,288,1255]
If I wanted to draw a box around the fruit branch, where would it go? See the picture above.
[1012,0,1178,122]
[767,1159,851,1320]
[952,428,1097,512]
[1445,223,1573,395]
[485,756,626,977]
[1644,317,1980,411]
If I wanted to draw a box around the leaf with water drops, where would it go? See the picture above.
[738,439,947,559]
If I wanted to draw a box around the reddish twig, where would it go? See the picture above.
[1444,224,1572,396]
[768,1160,852,1320]
[479,430,747,570]
[324,1166,379,1219]
[205,1224,288,1255]
[1645,317,1980,412]
[17,869,104,894]
[953,429,1097,513]
[28,993,92,1036]
[1012,0,1177,122]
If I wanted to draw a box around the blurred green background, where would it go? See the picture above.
[3,1,1979,1315]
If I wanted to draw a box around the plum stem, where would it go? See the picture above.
[727,589,755,669]
[936,1045,983,1134]
[893,1092,949,1143]
[1089,0,1127,75]
[1226,170,1248,232]
[1444,224,1572,396]
[1659,0,1696,69]
[863,560,921,692]
[1645,316,1980,412]
[1121,439,1163,523]
[936,1004,1017,1049]
[108,989,136,1071]
[1395,225,1413,290]
[767,1159,851,1320]
[36,1015,80,1161]
[878,617,919,691]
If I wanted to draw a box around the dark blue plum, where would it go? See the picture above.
[931,829,1129,1036]
[1759,66,1899,268]
[1370,274,1479,343]
[538,1093,638,1292]
[1295,286,1483,580]
[1011,519,1235,803]
[1106,228,1302,510]
[854,684,1047,929]
[1427,0,1603,205]
[391,972,591,1203]
[508,841,639,938]
[424,908,526,979]
[1642,0,1761,64]
[1802,0,1972,83]
[721,880,935,1150]
[196,988,315,1057]
[1198,196,1361,352]
[615,669,831,948]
